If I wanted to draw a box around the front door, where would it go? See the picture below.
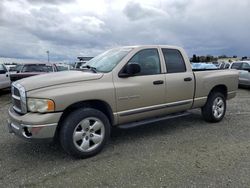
[114,48,166,124]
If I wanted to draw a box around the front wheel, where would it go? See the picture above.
[60,108,110,158]
[202,92,226,123]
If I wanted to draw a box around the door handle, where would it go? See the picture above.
[6,74,9,77]
[184,77,192,82]
[153,80,164,85]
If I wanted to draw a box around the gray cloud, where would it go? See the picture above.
[123,1,168,21]
[0,0,250,62]
[26,0,75,4]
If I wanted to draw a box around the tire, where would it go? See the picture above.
[201,92,226,123]
[60,108,110,158]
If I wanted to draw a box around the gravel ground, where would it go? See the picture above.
[0,88,250,188]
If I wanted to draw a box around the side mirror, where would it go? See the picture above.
[0,70,6,74]
[119,63,141,78]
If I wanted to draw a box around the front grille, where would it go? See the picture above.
[11,83,26,114]
[13,98,21,110]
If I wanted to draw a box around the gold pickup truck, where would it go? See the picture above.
[8,45,238,158]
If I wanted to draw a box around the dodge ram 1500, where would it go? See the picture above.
[8,45,238,158]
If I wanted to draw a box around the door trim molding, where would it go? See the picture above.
[117,99,193,117]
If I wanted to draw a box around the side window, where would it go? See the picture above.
[231,63,242,70]
[241,63,250,69]
[128,49,161,75]
[1,64,7,71]
[0,64,4,71]
[162,49,186,73]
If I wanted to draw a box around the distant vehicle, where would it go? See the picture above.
[230,61,250,87]
[0,63,11,90]
[192,63,218,70]
[9,66,18,72]
[55,64,71,71]
[74,57,93,69]
[10,63,57,82]
[218,62,230,69]
[9,64,23,74]
[75,62,86,69]
[212,62,220,67]
[224,63,230,69]
[4,63,17,72]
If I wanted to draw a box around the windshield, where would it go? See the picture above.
[23,64,53,72]
[84,48,132,72]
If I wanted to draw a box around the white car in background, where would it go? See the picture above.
[55,63,71,71]
[230,61,250,87]
[4,63,17,72]
[0,63,11,90]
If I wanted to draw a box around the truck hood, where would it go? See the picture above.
[17,71,104,91]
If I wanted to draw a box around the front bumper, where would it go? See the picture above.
[8,107,62,141]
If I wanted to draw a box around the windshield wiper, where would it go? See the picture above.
[81,65,98,73]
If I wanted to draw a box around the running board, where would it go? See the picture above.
[118,112,191,129]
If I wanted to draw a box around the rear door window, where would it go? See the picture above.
[231,63,242,70]
[241,63,250,70]
[162,49,186,73]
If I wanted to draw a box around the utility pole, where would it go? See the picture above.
[46,50,50,63]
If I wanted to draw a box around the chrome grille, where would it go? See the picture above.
[11,83,27,114]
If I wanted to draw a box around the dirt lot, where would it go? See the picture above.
[0,89,250,187]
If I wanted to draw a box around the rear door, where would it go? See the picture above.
[161,48,194,112]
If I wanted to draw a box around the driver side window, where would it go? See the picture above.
[128,49,161,75]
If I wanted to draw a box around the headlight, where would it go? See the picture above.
[27,98,55,113]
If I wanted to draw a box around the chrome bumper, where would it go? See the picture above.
[8,107,61,141]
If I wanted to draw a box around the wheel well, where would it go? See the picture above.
[209,85,228,99]
[55,100,114,139]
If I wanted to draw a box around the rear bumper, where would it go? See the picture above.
[8,107,62,141]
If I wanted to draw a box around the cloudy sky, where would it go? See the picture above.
[0,0,250,62]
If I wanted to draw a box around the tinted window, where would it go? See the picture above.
[128,49,161,75]
[231,63,242,70]
[225,63,230,69]
[76,62,85,68]
[23,64,53,72]
[15,64,23,72]
[242,63,250,69]
[57,65,69,71]
[162,49,186,73]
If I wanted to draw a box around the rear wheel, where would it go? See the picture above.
[202,92,226,122]
[60,108,110,158]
